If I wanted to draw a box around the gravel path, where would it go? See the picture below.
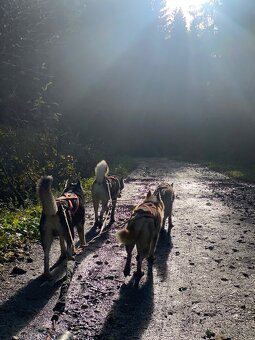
[0,159,254,340]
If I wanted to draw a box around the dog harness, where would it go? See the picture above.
[95,176,122,199]
[56,193,80,215]
[132,202,161,220]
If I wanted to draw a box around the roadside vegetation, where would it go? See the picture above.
[204,161,255,183]
[0,206,40,263]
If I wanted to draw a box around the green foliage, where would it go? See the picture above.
[0,125,79,207]
[0,205,40,260]
[111,157,137,178]
[204,162,255,183]
[82,177,95,201]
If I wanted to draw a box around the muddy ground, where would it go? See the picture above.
[0,159,254,340]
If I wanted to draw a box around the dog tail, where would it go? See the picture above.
[116,228,135,245]
[116,218,137,245]
[95,160,109,184]
[37,176,58,215]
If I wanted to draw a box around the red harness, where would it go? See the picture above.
[56,193,80,215]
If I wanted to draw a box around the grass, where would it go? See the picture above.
[0,205,41,261]
[203,161,255,183]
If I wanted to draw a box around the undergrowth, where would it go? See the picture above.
[0,205,41,262]
[204,162,255,183]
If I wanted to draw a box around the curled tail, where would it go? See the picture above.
[116,229,135,245]
[95,160,109,184]
[116,219,137,245]
[37,176,58,215]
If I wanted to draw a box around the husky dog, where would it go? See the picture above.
[116,190,164,280]
[91,160,124,225]
[154,182,175,232]
[37,176,85,277]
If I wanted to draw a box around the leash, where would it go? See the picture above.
[106,180,112,201]
[101,176,121,231]
[100,176,125,232]
[96,180,113,235]
[61,205,77,253]
[86,198,135,204]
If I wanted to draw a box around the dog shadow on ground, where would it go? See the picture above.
[154,228,173,282]
[96,264,154,340]
[96,230,173,340]
[0,225,111,340]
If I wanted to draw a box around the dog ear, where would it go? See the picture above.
[76,179,82,187]
[146,190,152,198]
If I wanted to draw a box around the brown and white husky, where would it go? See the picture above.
[37,176,85,278]
[116,190,164,280]
[91,160,124,225]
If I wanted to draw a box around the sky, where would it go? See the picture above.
[163,0,213,28]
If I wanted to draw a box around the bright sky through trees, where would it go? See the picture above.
[163,0,212,28]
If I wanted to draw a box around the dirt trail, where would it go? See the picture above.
[0,159,255,340]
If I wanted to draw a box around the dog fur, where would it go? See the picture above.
[37,176,85,277]
[154,182,175,231]
[116,190,164,280]
[91,160,124,225]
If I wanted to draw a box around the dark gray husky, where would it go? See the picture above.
[37,176,85,278]
[154,182,175,232]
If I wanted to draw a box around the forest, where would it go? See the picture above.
[0,0,255,207]
[0,2,255,338]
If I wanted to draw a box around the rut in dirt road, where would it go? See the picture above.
[0,159,254,340]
